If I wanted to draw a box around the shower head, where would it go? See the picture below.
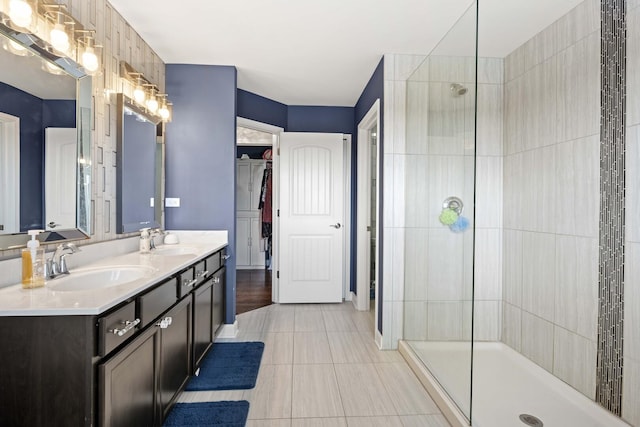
[450,83,468,96]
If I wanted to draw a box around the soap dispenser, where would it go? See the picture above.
[139,228,151,254]
[22,230,45,289]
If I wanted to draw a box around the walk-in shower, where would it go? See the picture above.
[399,0,638,426]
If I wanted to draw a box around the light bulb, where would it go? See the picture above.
[43,60,64,75]
[146,95,158,113]
[4,39,30,56]
[9,0,33,29]
[133,85,146,104]
[81,46,99,73]
[50,23,70,53]
[159,103,170,121]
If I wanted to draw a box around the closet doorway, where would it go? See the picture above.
[235,118,282,314]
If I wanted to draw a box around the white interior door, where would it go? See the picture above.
[279,132,345,303]
[45,128,77,230]
[0,113,20,234]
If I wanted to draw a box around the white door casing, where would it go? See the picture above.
[0,113,20,235]
[279,132,345,303]
[45,128,77,230]
[355,100,380,312]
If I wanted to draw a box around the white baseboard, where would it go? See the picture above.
[216,320,239,339]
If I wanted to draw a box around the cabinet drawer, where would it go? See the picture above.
[138,278,178,328]
[206,251,221,274]
[194,259,208,283]
[98,301,138,357]
[177,267,196,298]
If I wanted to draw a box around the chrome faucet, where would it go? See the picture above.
[46,242,81,279]
[149,228,165,250]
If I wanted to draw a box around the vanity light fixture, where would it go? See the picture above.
[8,0,33,29]
[133,78,146,104]
[41,58,65,75]
[48,11,70,54]
[158,95,172,121]
[145,86,159,113]
[76,30,100,75]
[120,61,172,122]
[3,37,30,56]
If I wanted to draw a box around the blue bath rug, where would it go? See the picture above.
[163,401,249,426]
[185,342,264,391]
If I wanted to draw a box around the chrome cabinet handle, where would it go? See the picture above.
[213,276,221,284]
[330,223,342,229]
[183,278,197,288]
[222,254,231,260]
[110,318,140,337]
[156,316,173,329]
[196,270,209,278]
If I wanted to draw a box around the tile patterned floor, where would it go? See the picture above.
[177,302,449,427]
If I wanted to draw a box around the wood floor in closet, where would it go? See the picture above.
[236,269,272,314]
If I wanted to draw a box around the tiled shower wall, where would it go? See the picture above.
[501,0,601,401]
[402,56,504,343]
[624,2,640,425]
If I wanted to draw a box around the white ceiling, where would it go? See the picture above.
[108,0,584,107]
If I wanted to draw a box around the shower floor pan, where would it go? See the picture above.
[400,341,630,427]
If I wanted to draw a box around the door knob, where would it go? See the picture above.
[48,221,61,228]
[330,223,342,229]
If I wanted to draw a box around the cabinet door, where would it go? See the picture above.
[236,217,251,267]
[211,267,225,335]
[193,279,213,370]
[250,216,265,267]
[159,297,192,419]
[99,324,160,427]
[236,162,251,211]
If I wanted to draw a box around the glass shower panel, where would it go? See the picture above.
[403,2,477,421]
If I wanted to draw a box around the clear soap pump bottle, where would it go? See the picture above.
[139,228,151,254]
[22,230,45,289]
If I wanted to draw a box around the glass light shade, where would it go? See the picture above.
[81,46,99,73]
[9,0,33,28]
[133,85,146,104]
[4,39,30,56]
[146,95,158,113]
[50,23,70,53]
[42,59,64,75]
[159,103,171,120]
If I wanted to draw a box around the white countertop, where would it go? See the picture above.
[0,231,228,316]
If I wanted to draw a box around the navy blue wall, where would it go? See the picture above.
[237,89,287,129]
[0,82,75,231]
[287,106,354,135]
[165,64,238,325]
[353,58,384,333]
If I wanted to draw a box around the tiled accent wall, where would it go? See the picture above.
[597,0,626,415]
[0,0,165,264]
[403,56,504,343]
[624,1,640,425]
[502,0,601,400]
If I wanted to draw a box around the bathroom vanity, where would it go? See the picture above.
[0,235,227,427]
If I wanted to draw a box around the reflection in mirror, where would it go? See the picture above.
[0,28,92,250]
[116,93,162,233]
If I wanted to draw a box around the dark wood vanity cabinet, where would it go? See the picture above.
[193,277,214,369]
[0,246,227,427]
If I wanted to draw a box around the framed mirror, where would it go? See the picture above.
[0,26,92,251]
[115,93,162,233]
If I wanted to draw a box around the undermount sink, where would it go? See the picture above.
[47,265,156,292]
[152,246,198,257]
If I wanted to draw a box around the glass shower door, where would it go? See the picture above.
[403,1,478,421]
